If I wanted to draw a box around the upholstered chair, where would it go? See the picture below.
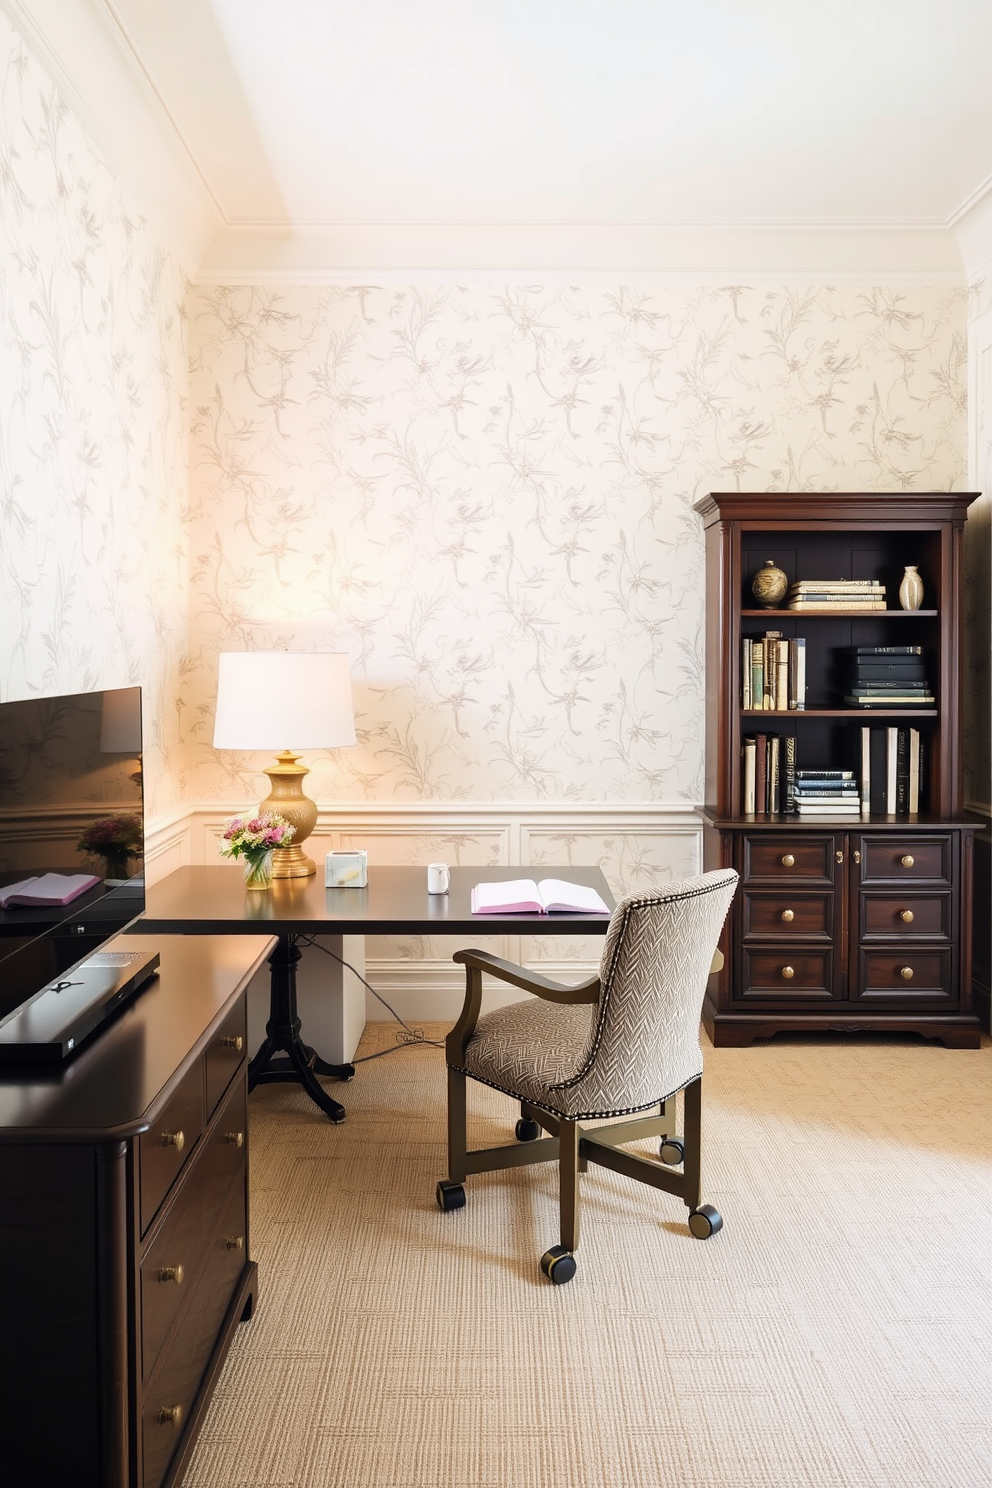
[437,868,739,1283]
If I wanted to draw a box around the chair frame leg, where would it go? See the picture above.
[559,1117,581,1253]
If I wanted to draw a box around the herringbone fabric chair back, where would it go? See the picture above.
[551,868,738,1115]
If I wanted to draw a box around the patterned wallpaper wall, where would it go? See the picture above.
[0,13,189,821]
[185,282,968,809]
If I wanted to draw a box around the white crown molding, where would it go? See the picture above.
[955,186,992,285]
[196,222,966,284]
[0,0,220,275]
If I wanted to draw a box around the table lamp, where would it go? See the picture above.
[99,686,143,788]
[212,652,356,879]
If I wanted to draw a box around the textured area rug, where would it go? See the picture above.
[181,1024,992,1488]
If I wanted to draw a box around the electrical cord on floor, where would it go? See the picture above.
[298,935,444,1060]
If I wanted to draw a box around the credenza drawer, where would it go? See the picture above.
[739,948,836,1000]
[860,894,950,941]
[856,950,952,1001]
[140,1079,247,1380]
[205,1000,247,1118]
[139,1062,205,1236]
[741,835,837,886]
[742,892,833,941]
[857,835,952,887]
[142,1181,248,1488]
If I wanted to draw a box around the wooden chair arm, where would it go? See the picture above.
[447,949,601,1064]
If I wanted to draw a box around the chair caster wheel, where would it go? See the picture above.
[515,1118,540,1142]
[688,1204,723,1239]
[540,1246,576,1284]
[436,1180,465,1212]
[659,1137,685,1166]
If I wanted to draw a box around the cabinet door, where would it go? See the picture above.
[849,832,959,1006]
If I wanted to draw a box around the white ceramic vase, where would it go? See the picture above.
[898,565,924,611]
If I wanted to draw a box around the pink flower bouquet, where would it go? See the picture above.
[219,812,295,886]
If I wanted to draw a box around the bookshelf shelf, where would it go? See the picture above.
[693,490,981,1049]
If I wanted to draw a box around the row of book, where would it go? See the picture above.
[742,632,806,711]
[742,726,925,815]
[842,645,934,708]
[786,579,887,611]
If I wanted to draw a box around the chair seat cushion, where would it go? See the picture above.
[459,998,596,1112]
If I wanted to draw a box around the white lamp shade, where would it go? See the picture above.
[212,652,357,751]
[99,687,142,753]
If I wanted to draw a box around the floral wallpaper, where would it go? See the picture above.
[0,12,189,821]
[185,282,967,808]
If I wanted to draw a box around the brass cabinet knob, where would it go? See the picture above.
[157,1265,184,1285]
[835,851,844,864]
[899,910,914,923]
[224,1234,245,1251]
[900,966,914,980]
[221,1035,244,1052]
[901,855,915,868]
[853,850,861,864]
[224,1131,244,1148]
[160,1130,184,1151]
[158,1405,182,1427]
[780,909,795,922]
[780,965,795,980]
[781,854,795,868]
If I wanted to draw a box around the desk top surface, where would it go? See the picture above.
[140,865,616,936]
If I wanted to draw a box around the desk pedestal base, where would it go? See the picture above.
[248,935,355,1123]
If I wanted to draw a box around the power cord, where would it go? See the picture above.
[298,935,444,1061]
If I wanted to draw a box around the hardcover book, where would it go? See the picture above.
[470,879,610,915]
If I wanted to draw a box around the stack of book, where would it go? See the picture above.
[860,725,924,814]
[842,646,934,708]
[742,632,806,710]
[786,580,886,611]
[793,770,861,816]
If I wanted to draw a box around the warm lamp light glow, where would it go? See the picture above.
[212,651,356,878]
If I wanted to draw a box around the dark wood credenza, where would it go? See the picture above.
[0,933,274,1488]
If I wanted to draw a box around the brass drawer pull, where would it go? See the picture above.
[781,854,795,868]
[157,1265,184,1285]
[224,1131,244,1148]
[224,1234,245,1251]
[780,909,794,923]
[160,1130,184,1151]
[901,855,915,868]
[780,966,795,980]
[221,1035,244,1051]
[900,966,914,980]
[158,1405,183,1427]
[899,910,914,923]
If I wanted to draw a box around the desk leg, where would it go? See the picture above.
[248,934,354,1123]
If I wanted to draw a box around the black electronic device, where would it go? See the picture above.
[0,686,158,1059]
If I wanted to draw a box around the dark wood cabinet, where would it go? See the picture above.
[694,491,980,1047]
[0,934,273,1488]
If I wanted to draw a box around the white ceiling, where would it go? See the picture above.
[8,0,992,277]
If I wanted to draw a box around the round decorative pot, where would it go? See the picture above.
[898,565,924,611]
[751,559,789,609]
[243,850,274,891]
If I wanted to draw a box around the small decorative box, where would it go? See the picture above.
[325,850,368,888]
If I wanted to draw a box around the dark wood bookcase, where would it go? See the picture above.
[694,491,981,1048]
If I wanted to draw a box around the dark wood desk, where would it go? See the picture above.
[140,866,615,1123]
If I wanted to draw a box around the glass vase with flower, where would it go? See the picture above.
[219,812,295,890]
[77,813,144,882]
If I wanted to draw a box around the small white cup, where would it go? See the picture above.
[427,862,450,894]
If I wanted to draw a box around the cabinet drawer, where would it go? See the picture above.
[742,836,837,886]
[742,892,832,941]
[142,1181,248,1488]
[856,950,952,1001]
[739,948,836,1000]
[140,1080,247,1380]
[139,1062,205,1235]
[205,997,247,1118]
[860,895,950,941]
[858,835,952,887]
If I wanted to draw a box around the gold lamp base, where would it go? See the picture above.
[259,751,318,878]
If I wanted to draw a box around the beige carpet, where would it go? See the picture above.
[181,1023,992,1488]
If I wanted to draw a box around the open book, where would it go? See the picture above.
[470,878,610,916]
[0,873,101,909]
